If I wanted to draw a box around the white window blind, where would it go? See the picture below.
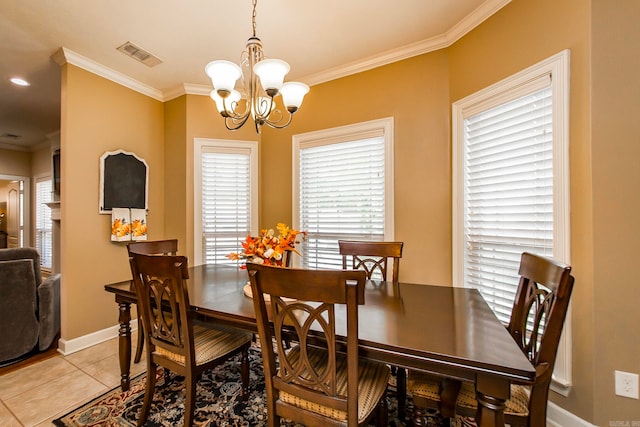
[35,178,53,269]
[453,51,571,394]
[199,147,253,265]
[294,118,394,270]
[463,85,553,323]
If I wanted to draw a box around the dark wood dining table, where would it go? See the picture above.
[104,263,535,427]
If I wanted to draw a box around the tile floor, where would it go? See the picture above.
[0,333,146,426]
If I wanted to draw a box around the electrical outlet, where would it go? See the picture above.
[615,370,639,399]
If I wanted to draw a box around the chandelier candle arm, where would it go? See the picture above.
[203,0,309,133]
[210,89,242,118]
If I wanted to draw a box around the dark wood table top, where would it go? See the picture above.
[105,263,535,384]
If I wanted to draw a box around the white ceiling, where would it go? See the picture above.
[0,0,509,150]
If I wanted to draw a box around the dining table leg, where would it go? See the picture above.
[475,374,509,427]
[117,301,132,391]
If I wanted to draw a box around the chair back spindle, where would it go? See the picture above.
[338,240,403,284]
[126,239,179,363]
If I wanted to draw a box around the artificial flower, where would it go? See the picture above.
[227,223,306,268]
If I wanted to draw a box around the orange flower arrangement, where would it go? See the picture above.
[227,223,306,268]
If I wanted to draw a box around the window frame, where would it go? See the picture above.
[292,117,395,267]
[35,175,53,270]
[452,50,571,394]
[193,138,259,266]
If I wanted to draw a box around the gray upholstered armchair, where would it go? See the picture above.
[0,247,61,364]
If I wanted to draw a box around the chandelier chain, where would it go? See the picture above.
[252,0,257,37]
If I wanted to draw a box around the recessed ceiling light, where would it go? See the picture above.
[10,77,30,86]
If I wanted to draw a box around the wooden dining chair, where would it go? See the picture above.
[338,240,407,416]
[408,252,575,427]
[127,239,178,363]
[247,263,391,427]
[129,253,252,427]
[338,240,403,285]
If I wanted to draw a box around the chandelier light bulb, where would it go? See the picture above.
[280,82,310,112]
[210,89,242,116]
[253,59,290,96]
[205,60,242,92]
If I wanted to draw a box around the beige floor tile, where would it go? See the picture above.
[63,337,119,368]
[0,401,21,427]
[0,355,77,400]
[34,416,59,427]
[4,369,107,426]
[82,352,147,388]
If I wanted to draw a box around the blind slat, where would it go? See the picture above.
[35,178,53,269]
[299,136,387,268]
[463,86,554,324]
[200,150,252,265]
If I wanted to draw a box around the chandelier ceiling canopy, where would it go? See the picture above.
[205,0,309,133]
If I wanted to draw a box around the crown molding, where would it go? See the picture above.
[31,140,51,152]
[163,83,211,101]
[50,0,510,99]
[445,0,511,45]
[302,0,511,86]
[163,84,187,101]
[52,47,164,101]
[303,34,449,86]
[0,141,30,151]
[184,84,211,97]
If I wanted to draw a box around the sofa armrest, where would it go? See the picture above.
[37,273,61,351]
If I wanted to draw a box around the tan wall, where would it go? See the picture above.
[0,148,31,176]
[447,0,596,421]
[60,64,165,339]
[591,0,640,423]
[52,0,639,422]
[182,94,257,262]
[261,52,452,286]
[163,96,188,254]
[31,146,52,177]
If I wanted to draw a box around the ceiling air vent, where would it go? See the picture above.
[0,133,20,139]
[117,41,163,67]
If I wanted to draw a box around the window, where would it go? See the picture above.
[452,50,571,393]
[293,118,394,269]
[194,139,258,266]
[35,177,53,269]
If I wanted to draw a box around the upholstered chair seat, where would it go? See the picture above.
[279,346,390,423]
[408,372,531,417]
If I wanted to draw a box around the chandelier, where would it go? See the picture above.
[205,0,309,133]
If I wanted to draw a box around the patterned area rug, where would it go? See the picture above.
[53,346,461,426]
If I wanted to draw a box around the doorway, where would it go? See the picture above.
[0,175,30,248]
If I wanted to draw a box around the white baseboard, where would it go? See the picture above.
[57,319,138,356]
[548,401,596,427]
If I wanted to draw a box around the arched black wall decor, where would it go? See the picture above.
[99,150,148,214]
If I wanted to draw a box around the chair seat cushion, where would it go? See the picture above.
[279,346,390,423]
[155,324,252,366]
[408,371,531,416]
[455,381,530,415]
